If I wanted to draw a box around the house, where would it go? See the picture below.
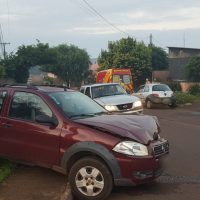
[27,66,57,84]
[89,58,99,74]
[168,47,200,81]
[153,47,200,82]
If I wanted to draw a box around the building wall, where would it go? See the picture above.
[168,57,191,80]
[152,70,169,82]
[169,48,200,58]
[168,47,200,81]
[180,82,200,92]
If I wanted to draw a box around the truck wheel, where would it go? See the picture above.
[146,100,153,109]
[69,157,113,200]
[168,103,176,108]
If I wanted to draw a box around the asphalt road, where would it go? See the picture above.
[108,105,200,200]
[0,105,200,200]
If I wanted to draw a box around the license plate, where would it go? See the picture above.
[162,98,170,104]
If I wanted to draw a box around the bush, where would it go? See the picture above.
[175,92,197,105]
[168,82,181,92]
[0,159,16,183]
[188,85,200,95]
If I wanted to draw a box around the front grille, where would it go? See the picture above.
[117,103,133,110]
[153,142,169,157]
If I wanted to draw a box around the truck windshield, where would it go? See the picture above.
[91,84,127,98]
[48,91,107,119]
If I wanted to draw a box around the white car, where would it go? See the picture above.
[80,83,143,114]
[135,83,176,108]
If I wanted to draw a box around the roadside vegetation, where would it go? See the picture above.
[169,83,200,105]
[0,159,16,183]
[175,91,200,105]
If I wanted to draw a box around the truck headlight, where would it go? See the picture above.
[105,105,116,112]
[113,141,148,156]
[133,101,142,107]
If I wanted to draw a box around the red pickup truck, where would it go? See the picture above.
[0,85,169,200]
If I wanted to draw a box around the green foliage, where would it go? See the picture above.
[84,70,96,84]
[1,43,58,83]
[98,37,152,85]
[0,64,5,78]
[175,92,199,104]
[0,159,16,183]
[188,85,200,95]
[1,43,90,85]
[43,44,90,87]
[167,82,181,92]
[43,76,55,85]
[150,46,168,70]
[185,56,200,82]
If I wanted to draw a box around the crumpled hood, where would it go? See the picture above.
[74,114,159,145]
[94,94,140,106]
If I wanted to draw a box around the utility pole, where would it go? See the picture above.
[149,33,153,82]
[149,33,153,46]
[0,42,10,59]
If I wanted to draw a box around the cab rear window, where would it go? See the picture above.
[152,84,171,91]
[0,91,7,114]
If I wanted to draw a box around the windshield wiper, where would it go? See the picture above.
[113,93,125,95]
[69,113,95,119]
[94,111,108,115]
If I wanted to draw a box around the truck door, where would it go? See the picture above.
[0,90,61,166]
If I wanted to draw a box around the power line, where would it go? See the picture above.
[73,0,100,19]
[80,0,130,36]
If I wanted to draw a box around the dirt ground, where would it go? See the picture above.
[0,166,68,200]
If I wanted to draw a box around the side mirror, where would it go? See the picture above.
[35,115,58,127]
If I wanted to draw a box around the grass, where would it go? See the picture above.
[175,92,200,105]
[0,159,16,183]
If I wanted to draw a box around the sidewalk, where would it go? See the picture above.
[0,165,72,200]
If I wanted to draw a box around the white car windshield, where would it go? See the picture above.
[48,91,107,119]
[91,84,127,98]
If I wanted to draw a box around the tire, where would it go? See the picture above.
[168,103,176,109]
[146,100,153,109]
[69,157,113,200]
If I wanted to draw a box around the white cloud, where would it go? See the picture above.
[65,27,117,35]
[1,0,200,57]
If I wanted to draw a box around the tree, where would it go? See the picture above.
[150,46,168,70]
[98,37,152,86]
[0,64,5,78]
[13,43,55,83]
[1,43,56,83]
[185,56,200,82]
[43,44,90,87]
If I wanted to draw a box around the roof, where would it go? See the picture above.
[0,84,75,93]
[145,83,169,87]
[29,66,47,76]
[81,83,119,88]
[167,46,200,51]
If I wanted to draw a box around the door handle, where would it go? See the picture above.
[2,123,13,128]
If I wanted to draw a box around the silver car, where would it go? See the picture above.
[80,83,143,114]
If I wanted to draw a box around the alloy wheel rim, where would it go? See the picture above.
[75,166,104,196]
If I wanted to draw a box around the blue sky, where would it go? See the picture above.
[0,0,200,58]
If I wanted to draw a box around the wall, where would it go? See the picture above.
[169,48,200,58]
[152,70,169,82]
[180,82,200,92]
